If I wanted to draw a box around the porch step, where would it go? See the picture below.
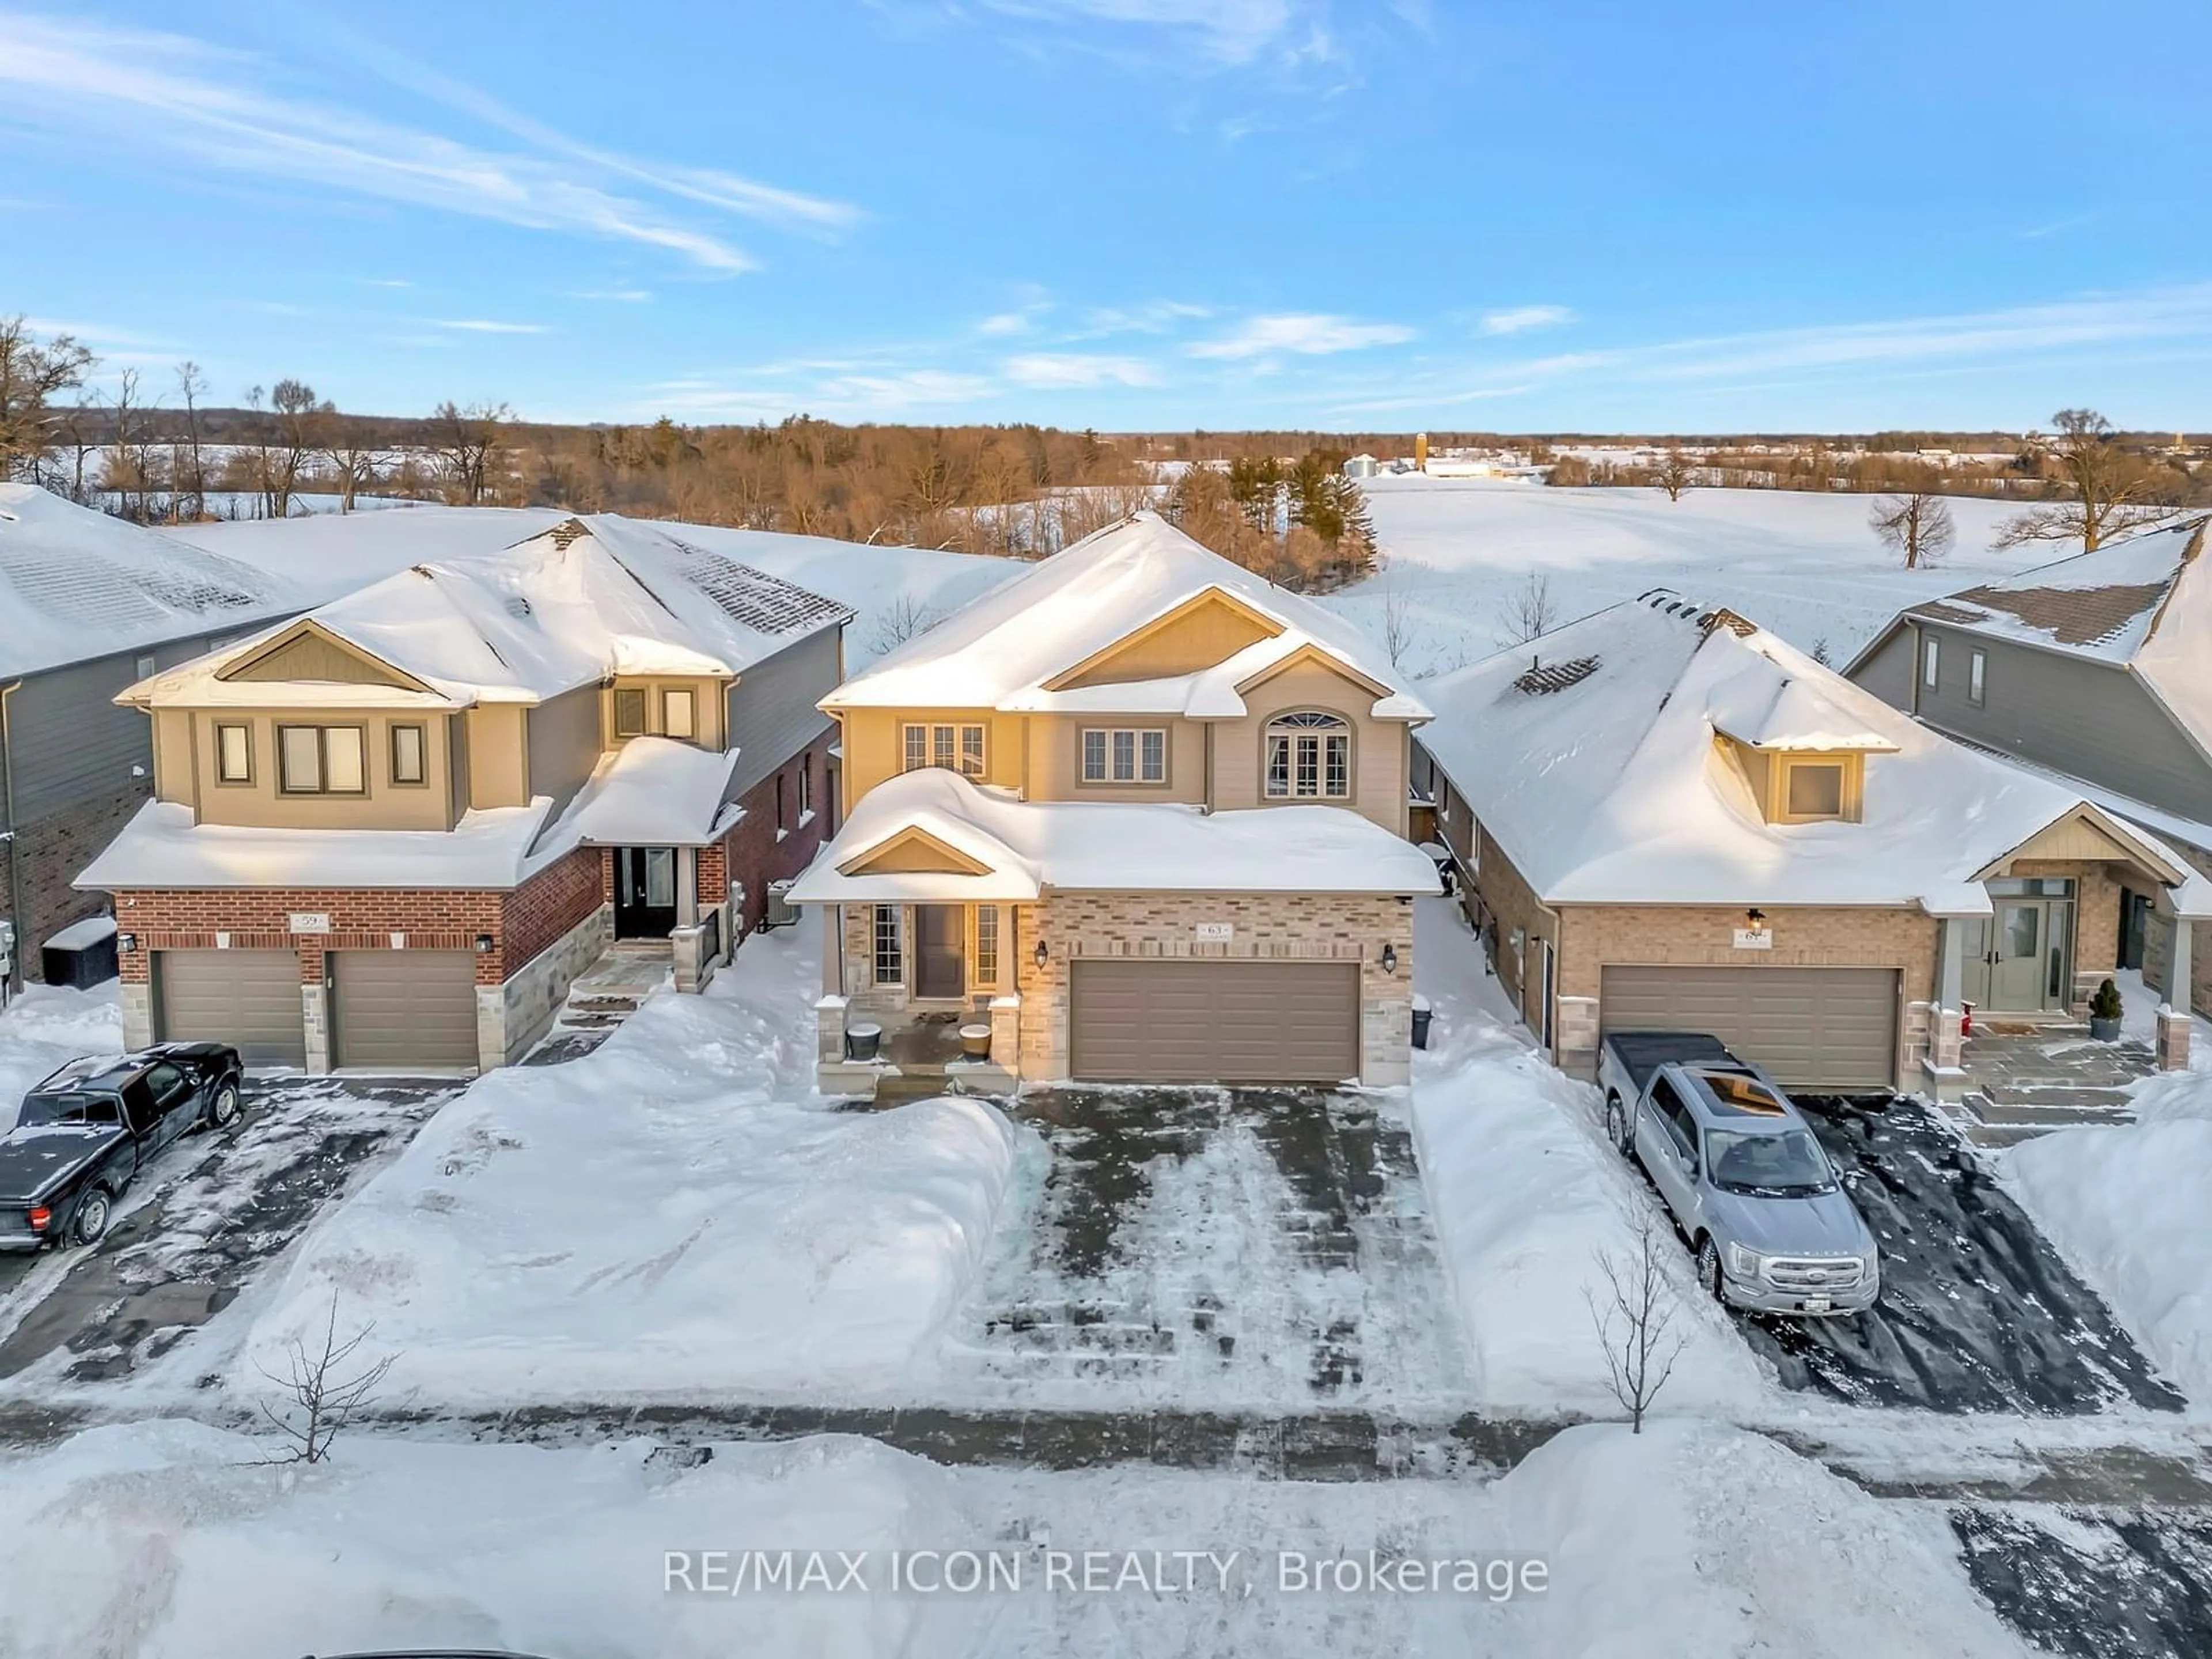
[1975,1082,2139,1112]
[1955,1089,2137,1148]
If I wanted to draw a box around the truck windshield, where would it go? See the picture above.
[1706,1128,1835,1196]
[14,1092,123,1128]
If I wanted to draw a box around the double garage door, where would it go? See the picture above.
[156,949,479,1071]
[1070,959,1360,1084]
[1599,965,1900,1093]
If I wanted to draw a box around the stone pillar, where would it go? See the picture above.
[476,985,507,1074]
[302,983,332,1074]
[988,994,1021,1077]
[2157,1010,2192,1071]
[2158,914,2194,1071]
[120,980,154,1051]
[1556,995,1600,1080]
[816,994,849,1065]
[1937,918,1966,1011]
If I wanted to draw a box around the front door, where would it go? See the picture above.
[2119,887,2150,972]
[613,846,679,939]
[1964,900,2063,1011]
[916,905,965,999]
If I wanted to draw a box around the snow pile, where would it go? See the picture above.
[0,1418,2027,1657]
[1408,902,1766,1415]
[0,982,124,1134]
[2006,1066,2212,1407]
[236,932,1029,1407]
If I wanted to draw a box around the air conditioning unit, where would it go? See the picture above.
[763,880,801,931]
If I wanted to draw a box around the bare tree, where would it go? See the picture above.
[1653,444,1695,503]
[1499,571,1557,643]
[1380,582,1414,668]
[1869,491,1956,569]
[245,378,329,519]
[102,368,158,522]
[173,361,209,522]
[0,316,97,485]
[1996,408,2184,552]
[321,417,381,513]
[1585,1214,1687,1433]
[870,594,942,656]
[430,399,512,506]
[254,1297,397,1464]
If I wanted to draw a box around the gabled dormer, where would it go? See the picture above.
[1709,661,1900,826]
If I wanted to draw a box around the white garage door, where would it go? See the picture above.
[1599,965,1900,1093]
[156,949,306,1069]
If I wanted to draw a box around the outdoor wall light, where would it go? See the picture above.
[475,934,495,955]
[1381,942,1399,975]
[1033,939,1049,968]
[1744,907,1768,935]
[117,933,136,953]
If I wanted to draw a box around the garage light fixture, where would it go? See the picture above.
[1743,908,1768,937]
[1033,939,1049,969]
[475,934,495,954]
[117,933,136,953]
[1380,942,1399,975]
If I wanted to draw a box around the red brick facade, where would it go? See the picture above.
[721,743,830,938]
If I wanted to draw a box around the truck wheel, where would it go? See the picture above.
[207,1081,242,1131]
[71,1190,112,1247]
[1696,1236,1725,1304]
[1604,1093,1629,1154]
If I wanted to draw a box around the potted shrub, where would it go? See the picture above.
[2087,978,2124,1042]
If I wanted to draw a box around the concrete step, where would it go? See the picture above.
[1962,1090,2136,1131]
[1975,1082,2139,1111]
[567,993,645,1014]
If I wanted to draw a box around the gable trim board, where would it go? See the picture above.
[217,619,435,694]
[839,825,996,878]
[1969,804,2191,888]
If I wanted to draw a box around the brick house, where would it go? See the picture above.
[0,484,301,987]
[79,514,850,1073]
[786,513,1440,1097]
[1416,591,2211,1096]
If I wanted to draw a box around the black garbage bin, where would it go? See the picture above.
[1410,994,1433,1051]
[42,916,119,989]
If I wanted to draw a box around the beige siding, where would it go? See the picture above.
[1025,715,1209,805]
[225,628,413,687]
[189,707,456,830]
[1054,596,1281,688]
[840,707,1026,803]
[1209,657,1408,832]
[467,705,529,809]
[153,708,196,806]
[604,676,728,750]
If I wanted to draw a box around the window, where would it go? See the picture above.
[278,725,366,794]
[1264,711,1352,800]
[389,724,426,786]
[902,723,986,779]
[1080,726,1168,784]
[613,688,647,739]
[873,905,903,985]
[776,773,787,831]
[134,653,157,681]
[1922,634,1941,690]
[1968,648,1987,707]
[214,723,252,784]
[662,688,696,740]
[1783,760,1845,820]
[797,754,813,818]
[975,904,999,987]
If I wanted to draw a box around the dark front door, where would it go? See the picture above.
[916,905,965,999]
[613,847,679,940]
[2119,887,2150,972]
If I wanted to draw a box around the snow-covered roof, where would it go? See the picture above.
[786,767,1441,904]
[77,799,568,891]
[0,484,298,679]
[1419,591,2211,916]
[555,736,741,848]
[128,514,853,710]
[821,513,1429,722]
[1858,518,2212,760]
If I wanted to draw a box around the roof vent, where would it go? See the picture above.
[1514,655,1600,695]
[503,594,534,619]
[1700,607,1758,638]
[548,517,592,551]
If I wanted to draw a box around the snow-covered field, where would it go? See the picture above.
[237,930,1029,1407]
[1327,476,2043,675]
[0,1416,2026,1659]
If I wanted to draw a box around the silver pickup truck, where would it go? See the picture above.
[1597,1031,1879,1317]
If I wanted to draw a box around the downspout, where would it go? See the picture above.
[0,679,22,1005]
[1907,624,1923,718]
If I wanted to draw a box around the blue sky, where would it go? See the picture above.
[4,0,2211,431]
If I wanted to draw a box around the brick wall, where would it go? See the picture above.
[501,846,608,973]
[722,742,830,939]
[1468,824,1556,1021]
[7,780,146,980]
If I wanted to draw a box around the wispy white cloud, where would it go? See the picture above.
[646,368,999,421]
[436,319,552,335]
[1003,351,1160,388]
[969,0,1309,66]
[1188,311,1414,358]
[0,14,859,274]
[976,310,1036,337]
[573,288,654,303]
[1069,299,1214,338]
[1479,304,1573,336]
[359,277,415,289]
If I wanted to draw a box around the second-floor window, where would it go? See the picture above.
[662,688,696,740]
[278,725,366,795]
[1922,634,1941,690]
[1081,727,1166,785]
[1264,711,1351,800]
[390,724,427,786]
[1968,647,1987,707]
[613,688,648,740]
[903,722,986,779]
[797,753,813,819]
[214,723,252,784]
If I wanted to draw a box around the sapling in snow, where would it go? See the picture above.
[1586,1213,1687,1433]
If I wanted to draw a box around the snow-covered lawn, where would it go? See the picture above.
[1407,900,1767,1416]
[236,929,1030,1408]
[0,1415,2025,1659]
[2005,1062,2212,1412]
[1325,476,2040,675]
[0,982,123,1134]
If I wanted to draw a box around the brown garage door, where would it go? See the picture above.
[1599,965,1900,1092]
[1070,959,1361,1084]
[331,950,480,1071]
[156,949,305,1069]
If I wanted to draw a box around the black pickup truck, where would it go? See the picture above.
[0,1043,244,1250]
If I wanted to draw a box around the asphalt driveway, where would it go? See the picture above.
[945,1086,1467,1411]
[1731,1096,2181,1415]
[0,1074,454,1388]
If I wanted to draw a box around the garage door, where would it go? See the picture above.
[1070,959,1360,1084]
[156,949,305,1069]
[331,950,480,1071]
[1599,965,1899,1093]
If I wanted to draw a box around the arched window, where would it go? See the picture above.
[1264,711,1351,800]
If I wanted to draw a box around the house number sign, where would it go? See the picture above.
[1194,922,1234,944]
[289,912,333,934]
